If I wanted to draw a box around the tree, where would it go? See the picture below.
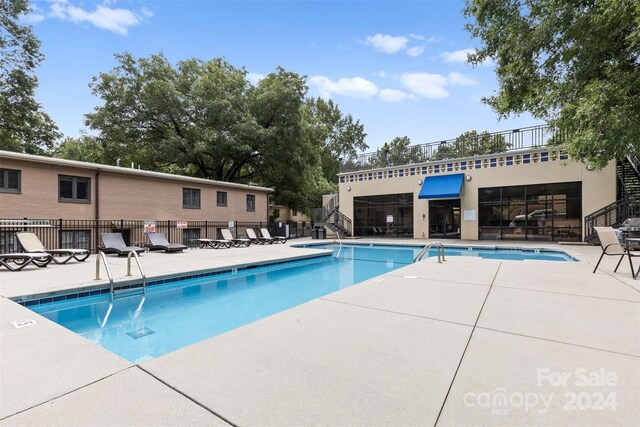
[53,134,105,163]
[304,98,367,184]
[0,0,60,154]
[85,53,365,215]
[374,136,427,167]
[432,130,509,160]
[464,0,640,168]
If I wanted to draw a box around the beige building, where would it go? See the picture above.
[336,147,616,242]
[0,151,272,251]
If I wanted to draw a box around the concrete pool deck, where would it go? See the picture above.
[1,238,639,426]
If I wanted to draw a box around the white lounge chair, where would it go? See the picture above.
[16,231,90,264]
[0,252,53,271]
[221,229,251,247]
[246,228,269,245]
[260,228,287,244]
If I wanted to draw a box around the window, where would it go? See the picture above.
[59,175,90,202]
[0,169,21,193]
[183,188,201,209]
[182,228,200,243]
[61,230,91,250]
[246,194,256,212]
[0,232,19,253]
[291,208,298,216]
[217,191,227,207]
[478,182,582,242]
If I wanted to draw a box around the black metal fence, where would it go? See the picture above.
[0,218,309,254]
[340,124,562,172]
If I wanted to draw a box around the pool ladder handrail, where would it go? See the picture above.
[95,250,147,301]
[414,242,446,263]
[333,232,343,258]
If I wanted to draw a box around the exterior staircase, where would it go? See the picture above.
[584,155,640,243]
[312,195,353,238]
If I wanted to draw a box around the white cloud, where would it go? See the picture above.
[379,89,415,103]
[375,70,387,78]
[400,72,449,99]
[440,48,493,66]
[309,76,379,99]
[246,73,265,86]
[440,48,476,63]
[409,34,425,41]
[426,36,440,43]
[48,1,145,35]
[364,34,409,54]
[24,10,46,23]
[406,46,425,57]
[448,72,477,86]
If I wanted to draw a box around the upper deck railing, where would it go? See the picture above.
[340,124,562,173]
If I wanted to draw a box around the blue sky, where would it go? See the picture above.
[26,0,537,152]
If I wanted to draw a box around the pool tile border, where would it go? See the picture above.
[17,253,332,308]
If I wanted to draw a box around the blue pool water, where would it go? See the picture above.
[31,244,575,363]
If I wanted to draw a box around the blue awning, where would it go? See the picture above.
[418,173,465,199]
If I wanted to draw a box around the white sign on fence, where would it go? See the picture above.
[176,221,188,229]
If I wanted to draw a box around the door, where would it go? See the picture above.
[429,199,461,239]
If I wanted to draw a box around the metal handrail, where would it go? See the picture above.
[126,251,147,294]
[95,251,115,297]
[414,242,446,263]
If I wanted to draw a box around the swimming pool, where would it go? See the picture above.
[29,243,575,363]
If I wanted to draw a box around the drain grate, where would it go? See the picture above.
[126,327,155,340]
[10,318,37,328]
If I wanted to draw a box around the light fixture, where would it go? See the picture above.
[586,164,596,171]
[422,213,426,220]
[465,175,472,182]
[346,186,351,191]
[417,179,423,185]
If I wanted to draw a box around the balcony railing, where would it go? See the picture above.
[340,124,562,173]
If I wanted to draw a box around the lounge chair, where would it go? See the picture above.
[260,228,287,244]
[16,231,90,264]
[246,228,269,245]
[221,229,251,247]
[194,238,231,249]
[146,232,187,252]
[593,226,640,278]
[0,252,53,271]
[99,233,144,256]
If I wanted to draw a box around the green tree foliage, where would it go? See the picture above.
[53,134,105,163]
[304,97,367,183]
[464,0,640,168]
[84,52,363,214]
[373,136,427,167]
[371,136,429,167]
[0,0,59,154]
[432,130,509,160]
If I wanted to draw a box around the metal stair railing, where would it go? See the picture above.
[414,242,446,263]
[95,250,147,301]
[584,196,640,242]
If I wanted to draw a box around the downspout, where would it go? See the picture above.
[95,169,100,253]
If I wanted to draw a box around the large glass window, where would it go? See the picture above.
[353,193,414,237]
[478,182,582,241]
[59,175,90,203]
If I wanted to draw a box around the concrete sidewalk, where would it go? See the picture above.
[1,239,639,426]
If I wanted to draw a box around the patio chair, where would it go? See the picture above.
[246,228,269,245]
[593,226,640,278]
[194,238,231,249]
[146,232,188,252]
[99,233,144,256]
[16,231,90,264]
[260,228,287,244]
[0,252,53,271]
[221,229,251,247]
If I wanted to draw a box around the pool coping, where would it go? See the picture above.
[11,250,333,307]
[293,241,580,260]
